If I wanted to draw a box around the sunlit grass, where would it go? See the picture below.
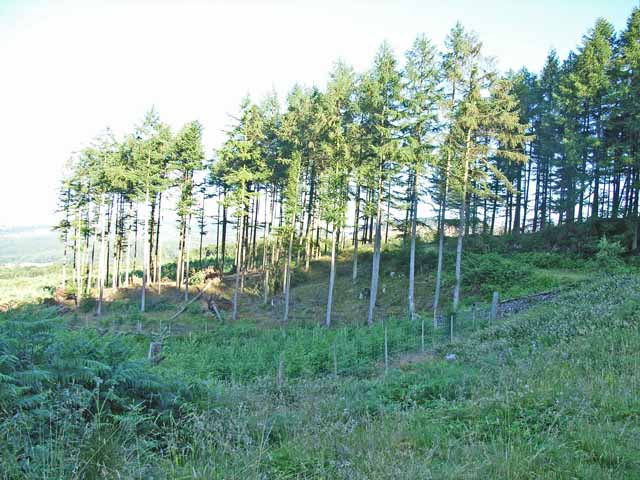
[1,236,638,478]
[0,264,60,305]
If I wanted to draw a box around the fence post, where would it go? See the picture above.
[384,326,389,375]
[472,303,476,329]
[332,342,338,377]
[277,352,285,390]
[450,314,454,342]
[148,341,162,365]
[491,291,500,321]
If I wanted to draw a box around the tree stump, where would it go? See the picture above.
[148,342,163,365]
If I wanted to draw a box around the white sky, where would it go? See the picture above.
[0,0,635,227]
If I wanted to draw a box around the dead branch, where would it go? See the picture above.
[169,280,212,321]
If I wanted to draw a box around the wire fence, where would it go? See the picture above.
[265,289,559,384]
[143,289,558,385]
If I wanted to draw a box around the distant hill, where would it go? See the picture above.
[0,225,62,264]
[0,223,222,266]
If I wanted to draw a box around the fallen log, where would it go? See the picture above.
[205,295,224,323]
[169,281,212,321]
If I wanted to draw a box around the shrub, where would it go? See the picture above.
[462,253,530,297]
[516,252,583,270]
[0,308,191,477]
[595,236,624,270]
[78,295,97,312]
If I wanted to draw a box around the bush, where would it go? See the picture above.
[0,308,191,477]
[462,253,530,297]
[595,236,624,270]
[78,295,97,312]
[515,252,584,270]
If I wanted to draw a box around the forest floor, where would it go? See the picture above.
[37,238,596,336]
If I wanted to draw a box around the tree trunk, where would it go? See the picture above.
[283,228,294,322]
[521,145,533,232]
[105,199,113,290]
[87,208,98,293]
[433,156,451,327]
[304,168,316,271]
[251,193,259,270]
[263,188,273,304]
[61,233,68,289]
[148,196,156,283]
[452,130,472,313]
[367,175,384,326]
[325,225,338,327]
[352,184,360,282]
[385,177,391,244]
[141,187,150,313]
[215,189,221,267]
[124,202,133,286]
[221,188,228,273]
[176,221,184,290]
[110,195,119,289]
[241,209,249,291]
[199,193,205,265]
[513,164,522,235]
[132,206,138,277]
[155,193,163,293]
[232,209,244,321]
[74,213,81,306]
[96,194,107,316]
[184,215,192,302]
[408,171,418,322]
[433,81,456,325]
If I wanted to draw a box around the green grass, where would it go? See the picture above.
[1,227,639,478]
[0,264,60,306]
[158,319,428,382]
[3,272,639,478]
[141,273,639,479]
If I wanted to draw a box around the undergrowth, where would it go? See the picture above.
[1,224,638,478]
[1,273,639,478]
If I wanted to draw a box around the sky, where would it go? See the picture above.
[0,0,636,227]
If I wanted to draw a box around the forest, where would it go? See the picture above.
[54,11,640,326]
[1,7,640,479]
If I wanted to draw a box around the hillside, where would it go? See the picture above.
[0,225,62,264]
[1,226,639,478]
[4,1,640,478]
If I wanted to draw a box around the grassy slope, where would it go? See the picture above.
[157,273,640,479]
[0,264,59,307]
[141,239,595,330]
[2,230,639,478]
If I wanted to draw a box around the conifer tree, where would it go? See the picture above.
[131,110,173,312]
[433,23,477,323]
[361,42,402,325]
[173,121,205,295]
[322,60,356,327]
[400,34,441,322]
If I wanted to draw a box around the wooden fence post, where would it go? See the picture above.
[384,326,389,375]
[148,341,162,365]
[450,314,454,342]
[332,342,338,377]
[491,291,500,321]
[277,352,285,390]
[472,303,477,328]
